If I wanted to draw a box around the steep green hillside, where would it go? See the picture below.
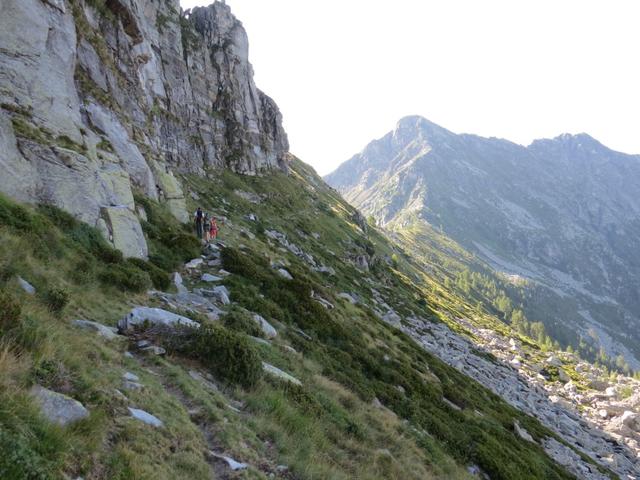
[0,159,602,479]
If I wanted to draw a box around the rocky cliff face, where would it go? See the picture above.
[0,0,289,258]
[326,116,640,368]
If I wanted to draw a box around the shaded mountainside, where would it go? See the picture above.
[326,116,640,370]
[0,0,288,259]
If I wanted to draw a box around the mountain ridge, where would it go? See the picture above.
[326,115,640,370]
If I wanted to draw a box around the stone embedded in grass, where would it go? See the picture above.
[337,292,358,304]
[208,451,248,471]
[123,372,139,381]
[252,313,277,339]
[122,372,144,390]
[72,319,119,340]
[172,272,187,293]
[17,276,36,295]
[201,273,222,282]
[118,306,200,333]
[30,385,89,426]
[262,362,302,386]
[139,345,166,356]
[513,420,535,442]
[128,407,163,427]
[276,268,293,279]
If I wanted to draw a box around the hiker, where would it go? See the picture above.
[210,217,219,240]
[203,213,211,242]
[194,207,204,239]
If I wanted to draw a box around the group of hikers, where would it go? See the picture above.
[193,207,219,242]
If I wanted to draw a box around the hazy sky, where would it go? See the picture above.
[181,0,640,175]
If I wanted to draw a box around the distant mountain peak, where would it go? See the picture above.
[393,115,454,144]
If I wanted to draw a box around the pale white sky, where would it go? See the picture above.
[181,0,640,175]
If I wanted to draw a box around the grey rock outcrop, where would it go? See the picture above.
[30,385,89,426]
[0,0,288,257]
[118,306,199,332]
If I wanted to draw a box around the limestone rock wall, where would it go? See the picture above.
[0,0,289,257]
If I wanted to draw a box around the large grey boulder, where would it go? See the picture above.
[101,206,148,259]
[118,307,199,333]
[30,385,89,426]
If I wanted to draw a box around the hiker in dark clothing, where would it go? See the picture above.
[194,207,204,239]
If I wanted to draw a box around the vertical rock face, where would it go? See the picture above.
[0,0,289,257]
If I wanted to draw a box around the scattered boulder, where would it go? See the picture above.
[128,407,163,427]
[201,273,222,283]
[185,258,204,269]
[72,319,119,340]
[118,307,199,333]
[252,314,277,339]
[277,268,293,280]
[122,372,144,390]
[30,385,89,426]
[262,362,302,386]
[17,276,36,295]
[337,292,358,304]
[172,272,187,294]
[514,420,535,442]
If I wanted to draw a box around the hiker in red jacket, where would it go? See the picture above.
[210,217,219,240]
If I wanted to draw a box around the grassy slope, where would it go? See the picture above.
[0,158,613,479]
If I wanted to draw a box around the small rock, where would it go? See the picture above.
[123,372,139,382]
[252,314,277,339]
[72,319,119,340]
[185,258,204,269]
[30,385,89,426]
[17,276,36,295]
[201,273,222,283]
[337,292,357,304]
[209,451,248,471]
[139,345,166,356]
[218,269,231,277]
[172,272,187,293]
[514,420,535,442]
[262,362,302,386]
[128,407,163,427]
[277,268,293,280]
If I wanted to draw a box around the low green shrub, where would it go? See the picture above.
[42,287,69,314]
[166,324,262,388]
[0,428,57,480]
[125,258,170,291]
[222,307,262,337]
[0,290,21,331]
[98,263,151,293]
[0,194,41,232]
[221,247,269,279]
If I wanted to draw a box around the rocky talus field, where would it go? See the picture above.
[1,1,640,480]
